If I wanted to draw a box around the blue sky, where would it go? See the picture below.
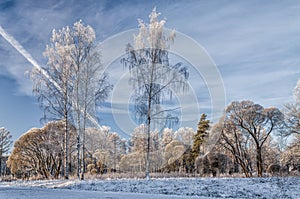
[1,0,300,141]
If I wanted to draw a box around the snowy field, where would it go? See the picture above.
[0,177,299,199]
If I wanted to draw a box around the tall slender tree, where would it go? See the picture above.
[79,53,112,179]
[284,79,300,136]
[69,20,112,180]
[32,25,74,178]
[121,8,189,179]
[32,21,112,179]
[0,127,12,175]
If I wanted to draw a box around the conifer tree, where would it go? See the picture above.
[192,114,210,159]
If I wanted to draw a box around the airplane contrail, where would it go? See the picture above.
[0,25,102,130]
[0,26,62,92]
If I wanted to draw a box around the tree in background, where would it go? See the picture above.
[280,134,300,173]
[7,121,76,179]
[161,128,175,148]
[121,8,189,179]
[220,100,284,177]
[216,118,254,177]
[175,127,195,146]
[284,79,300,136]
[85,126,126,174]
[192,114,210,156]
[281,79,300,172]
[108,132,122,172]
[163,140,186,172]
[190,114,210,170]
[0,127,12,175]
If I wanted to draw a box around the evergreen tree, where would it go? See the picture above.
[192,114,210,159]
[184,114,209,172]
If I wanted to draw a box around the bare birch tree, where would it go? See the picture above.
[282,79,300,172]
[32,26,74,179]
[121,8,189,179]
[32,21,112,179]
[284,79,300,136]
[0,127,12,175]
[69,20,112,180]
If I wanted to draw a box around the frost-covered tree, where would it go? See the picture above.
[163,140,186,172]
[262,135,281,169]
[121,8,189,179]
[182,114,210,173]
[220,101,284,177]
[294,79,300,102]
[32,21,112,180]
[31,24,76,179]
[0,127,12,175]
[87,126,111,172]
[192,114,210,157]
[86,126,111,153]
[85,126,125,173]
[161,128,175,148]
[284,79,300,136]
[281,79,300,172]
[0,128,12,156]
[280,134,300,173]
[108,132,122,171]
[174,127,195,146]
[216,118,254,177]
[130,124,159,153]
[68,20,112,180]
[7,121,76,179]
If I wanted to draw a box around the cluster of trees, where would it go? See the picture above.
[6,119,200,179]
[216,101,284,177]
[6,102,300,179]
[3,9,300,179]
[30,20,112,180]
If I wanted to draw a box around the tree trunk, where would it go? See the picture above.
[145,79,153,180]
[0,154,2,176]
[146,114,151,180]
[81,100,88,180]
[55,157,62,179]
[235,156,251,178]
[113,141,116,172]
[64,113,69,180]
[257,147,263,177]
[77,127,80,179]
[81,128,86,180]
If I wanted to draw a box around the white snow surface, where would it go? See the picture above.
[0,177,299,199]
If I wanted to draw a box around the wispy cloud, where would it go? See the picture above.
[163,1,300,108]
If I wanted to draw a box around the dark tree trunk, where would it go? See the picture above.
[257,147,263,177]
[64,112,69,180]
[146,106,151,180]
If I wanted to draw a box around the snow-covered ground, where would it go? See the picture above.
[0,177,299,199]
